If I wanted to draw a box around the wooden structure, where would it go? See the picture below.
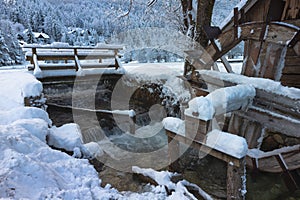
[166,129,246,200]
[170,0,300,198]
[185,0,300,88]
[24,44,124,78]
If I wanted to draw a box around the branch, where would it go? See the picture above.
[147,0,157,7]
[118,0,133,18]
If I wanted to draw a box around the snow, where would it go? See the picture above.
[48,123,83,152]
[123,62,184,84]
[48,123,105,159]
[0,107,51,125]
[123,62,191,102]
[198,70,300,100]
[216,61,243,74]
[206,84,256,115]
[185,84,256,120]
[83,142,104,158]
[111,109,136,117]
[163,118,248,159]
[0,71,43,110]
[0,70,210,200]
[206,130,248,159]
[215,39,222,51]
[0,111,121,199]
[132,166,213,200]
[185,96,215,120]
[162,117,185,136]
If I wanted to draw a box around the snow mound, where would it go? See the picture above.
[0,71,43,110]
[0,106,52,125]
[132,166,213,200]
[0,121,120,200]
[48,123,83,152]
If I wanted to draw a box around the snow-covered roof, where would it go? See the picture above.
[23,29,50,39]
[33,32,50,39]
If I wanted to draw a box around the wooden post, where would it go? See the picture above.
[167,131,181,172]
[227,159,246,200]
[31,47,37,64]
[234,7,239,39]
[129,115,136,134]
[74,48,79,71]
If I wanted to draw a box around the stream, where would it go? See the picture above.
[45,78,300,200]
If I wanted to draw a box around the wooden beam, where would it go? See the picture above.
[234,7,239,39]
[220,56,234,73]
[275,154,299,192]
[227,160,245,200]
[23,44,124,51]
[288,30,300,48]
[168,135,181,172]
[166,130,242,167]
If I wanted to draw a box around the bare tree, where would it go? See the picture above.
[180,0,215,47]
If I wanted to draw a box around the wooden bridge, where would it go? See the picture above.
[23,44,124,79]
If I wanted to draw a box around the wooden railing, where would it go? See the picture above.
[23,44,124,73]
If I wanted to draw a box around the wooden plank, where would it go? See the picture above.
[221,0,260,31]
[275,154,299,192]
[247,150,300,173]
[166,130,242,167]
[247,145,300,173]
[239,22,299,44]
[258,43,286,80]
[281,74,300,84]
[23,44,124,50]
[227,161,245,200]
[80,63,116,68]
[282,65,300,74]
[220,56,234,73]
[234,107,300,138]
[74,54,80,71]
[39,63,76,70]
[285,56,300,65]
[243,40,262,76]
[254,89,300,119]
[168,135,180,172]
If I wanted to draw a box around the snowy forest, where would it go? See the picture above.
[0,0,240,66]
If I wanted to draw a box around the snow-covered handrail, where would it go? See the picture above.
[184,84,256,121]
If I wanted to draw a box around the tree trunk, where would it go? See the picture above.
[195,0,215,47]
[182,0,215,75]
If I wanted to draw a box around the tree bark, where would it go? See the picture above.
[195,0,215,47]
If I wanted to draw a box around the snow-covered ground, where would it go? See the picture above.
[0,67,211,199]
